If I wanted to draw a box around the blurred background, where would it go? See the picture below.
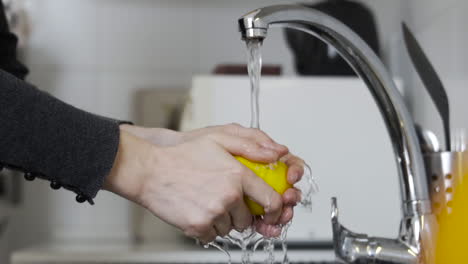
[0,0,465,263]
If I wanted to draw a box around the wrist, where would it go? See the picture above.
[120,124,184,147]
[104,129,158,203]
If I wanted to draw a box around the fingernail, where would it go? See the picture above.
[291,173,298,183]
[295,171,302,181]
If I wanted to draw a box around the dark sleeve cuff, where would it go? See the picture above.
[0,70,129,203]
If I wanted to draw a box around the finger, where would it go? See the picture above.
[255,220,282,238]
[283,188,302,205]
[224,124,288,155]
[288,165,304,185]
[199,227,218,244]
[211,133,280,163]
[282,154,305,184]
[241,168,283,224]
[230,201,253,231]
[214,213,232,237]
[279,206,294,225]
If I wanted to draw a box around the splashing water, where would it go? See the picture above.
[280,223,291,264]
[297,163,319,210]
[203,39,319,264]
[207,241,232,264]
[203,168,317,264]
[226,227,257,264]
[208,166,317,264]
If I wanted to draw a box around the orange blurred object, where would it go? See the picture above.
[435,155,468,263]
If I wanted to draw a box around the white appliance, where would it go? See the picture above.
[181,75,403,243]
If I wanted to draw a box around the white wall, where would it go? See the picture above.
[7,0,408,258]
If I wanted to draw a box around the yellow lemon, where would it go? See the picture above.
[235,156,292,215]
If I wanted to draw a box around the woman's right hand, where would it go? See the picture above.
[104,126,288,243]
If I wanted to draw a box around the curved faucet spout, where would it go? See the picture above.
[239,5,434,264]
[239,4,428,208]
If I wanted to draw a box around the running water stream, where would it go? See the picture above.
[247,39,262,129]
[205,39,318,264]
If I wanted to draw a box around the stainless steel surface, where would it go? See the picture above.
[424,152,466,215]
[238,5,434,264]
[331,198,420,264]
[416,126,441,153]
[403,23,451,151]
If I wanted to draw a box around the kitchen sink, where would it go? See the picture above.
[150,262,339,264]
[11,242,338,264]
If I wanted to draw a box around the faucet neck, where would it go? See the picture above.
[239,5,430,210]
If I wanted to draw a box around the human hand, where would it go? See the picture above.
[105,125,289,243]
[255,153,305,237]
[175,124,307,238]
[119,123,286,150]
[116,124,307,238]
[119,124,183,147]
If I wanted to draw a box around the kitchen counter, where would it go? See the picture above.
[11,241,336,264]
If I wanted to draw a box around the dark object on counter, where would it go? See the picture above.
[213,64,282,75]
[285,0,380,76]
[402,23,451,151]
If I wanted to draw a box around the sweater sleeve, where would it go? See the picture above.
[0,2,127,204]
[0,70,123,203]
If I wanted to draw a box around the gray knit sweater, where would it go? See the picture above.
[0,2,123,204]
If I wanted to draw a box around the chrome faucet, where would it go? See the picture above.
[239,5,436,264]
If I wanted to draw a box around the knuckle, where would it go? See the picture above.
[183,229,198,238]
[187,217,211,235]
[208,203,225,217]
[250,127,267,138]
[229,122,242,128]
[225,123,242,132]
[235,219,250,231]
[232,165,248,178]
[246,138,260,147]
[223,228,232,237]
[217,226,230,237]
[229,123,244,136]
[205,234,217,243]
[240,139,257,152]
[266,193,283,213]
[233,223,244,231]
[224,190,242,205]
